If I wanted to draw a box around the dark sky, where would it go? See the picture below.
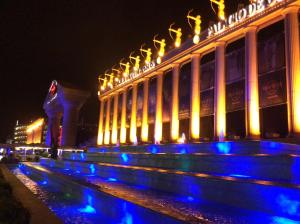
[0,0,248,142]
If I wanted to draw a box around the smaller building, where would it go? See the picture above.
[26,118,47,144]
[13,120,28,144]
[13,119,48,145]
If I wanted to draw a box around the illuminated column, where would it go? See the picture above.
[214,41,226,141]
[171,64,180,141]
[284,6,300,136]
[111,94,118,144]
[104,97,111,145]
[130,84,138,143]
[45,113,61,147]
[120,90,127,144]
[141,79,149,142]
[97,100,105,145]
[190,54,200,141]
[155,73,163,142]
[245,26,260,139]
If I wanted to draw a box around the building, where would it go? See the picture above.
[43,80,90,147]
[13,121,28,144]
[26,118,47,144]
[13,119,47,145]
[97,0,300,145]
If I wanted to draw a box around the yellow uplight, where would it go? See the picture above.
[249,86,260,136]
[294,67,300,133]
[193,35,200,44]
[27,118,44,133]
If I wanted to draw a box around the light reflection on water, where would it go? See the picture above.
[11,165,184,224]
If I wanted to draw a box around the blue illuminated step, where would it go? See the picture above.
[62,151,300,183]
[40,158,300,221]
[88,141,300,155]
[14,163,185,224]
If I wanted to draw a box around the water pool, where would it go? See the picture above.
[10,164,184,224]
[10,163,300,224]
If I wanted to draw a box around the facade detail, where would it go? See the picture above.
[97,0,300,145]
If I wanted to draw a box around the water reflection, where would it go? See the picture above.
[12,165,183,224]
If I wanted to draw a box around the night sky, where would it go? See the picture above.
[0,0,248,142]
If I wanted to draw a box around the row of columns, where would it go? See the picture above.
[97,7,300,145]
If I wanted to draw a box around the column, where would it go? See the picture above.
[284,6,300,136]
[111,94,119,144]
[171,64,180,141]
[245,26,260,139]
[190,54,200,141]
[120,90,127,144]
[130,84,138,143]
[45,112,62,147]
[61,105,80,146]
[97,100,105,145]
[214,41,226,141]
[104,97,111,145]
[155,73,163,143]
[141,79,149,142]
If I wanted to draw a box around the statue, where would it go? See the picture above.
[210,0,226,21]
[187,10,202,44]
[104,71,114,89]
[129,52,141,71]
[153,35,166,57]
[112,68,121,82]
[98,76,107,91]
[119,59,130,77]
[140,44,152,65]
[168,23,182,48]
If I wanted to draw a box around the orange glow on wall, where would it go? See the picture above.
[215,42,226,141]
[26,118,44,144]
[155,74,163,142]
[171,65,179,141]
[97,100,105,145]
[104,98,111,145]
[120,91,127,144]
[293,65,300,133]
[111,95,118,144]
[130,85,138,143]
[245,26,260,138]
[141,79,149,142]
[284,8,300,135]
[191,55,200,140]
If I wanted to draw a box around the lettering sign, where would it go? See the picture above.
[117,62,156,86]
[208,0,284,37]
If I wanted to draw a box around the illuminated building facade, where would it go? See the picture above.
[13,120,28,144]
[26,118,46,144]
[97,0,300,145]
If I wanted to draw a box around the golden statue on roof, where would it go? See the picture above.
[187,9,202,44]
[129,52,141,71]
[140,44,152,65]
[168,23,182,48]
[119,59,130,77]
[210,0,225,21]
